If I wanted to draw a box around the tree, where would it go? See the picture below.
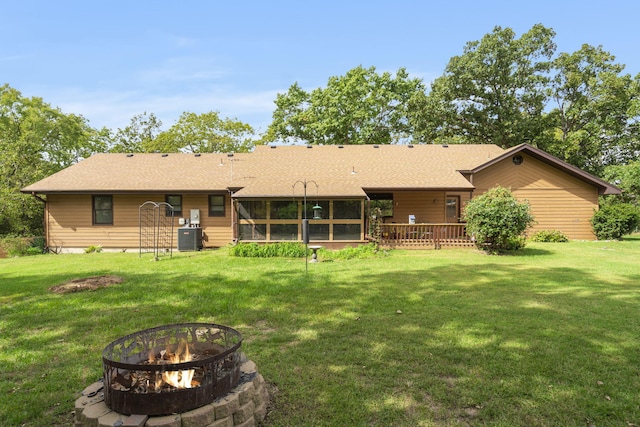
[150,111,255,153]
[0,84,101,235]
[265,66,426,145]
[548,44,640,174]
[602,161,640,205]
[107,112,163,153]
[416,25,557,148]
[463,186,535,252]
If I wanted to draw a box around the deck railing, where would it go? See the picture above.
[377,223,475,249]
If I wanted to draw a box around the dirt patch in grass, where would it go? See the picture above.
[49,275,124,294]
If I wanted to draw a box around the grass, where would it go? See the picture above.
[1,238,640,426]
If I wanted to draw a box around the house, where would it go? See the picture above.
[21,143,620,252]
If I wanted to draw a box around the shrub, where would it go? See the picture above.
[321,243,383,260]
[0,236,31,256]
[229,242,385,260]
[84,245,103,254]
[463,186,535,253]
[26,247,44,256]
[0,235,47,256]
[229,242,307,258]
[591,203,640,240]
[530,230,569,242]
[31,236,46,250]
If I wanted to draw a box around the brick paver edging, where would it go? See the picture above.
[73,359,268,427]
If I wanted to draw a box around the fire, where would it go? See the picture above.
[148,339,195,389]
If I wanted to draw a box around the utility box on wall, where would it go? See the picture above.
[178,227,202,251]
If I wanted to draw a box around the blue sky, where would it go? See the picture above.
[3,1,639,134]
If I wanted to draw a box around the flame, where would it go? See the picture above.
[154,339,195,389]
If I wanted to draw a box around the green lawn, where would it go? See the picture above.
[1,239,640,426]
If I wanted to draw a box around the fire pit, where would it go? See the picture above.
[102,323,242,416]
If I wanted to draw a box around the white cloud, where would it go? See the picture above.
[50,86,279,133]
[134,56,230,84]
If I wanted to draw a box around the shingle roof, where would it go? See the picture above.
[24,143,617,196]
[22,144,506,195]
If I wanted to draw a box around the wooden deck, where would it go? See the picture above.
[378,223,475,249]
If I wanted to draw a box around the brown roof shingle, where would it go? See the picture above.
[22,144,506,195]
[24,143,617,196]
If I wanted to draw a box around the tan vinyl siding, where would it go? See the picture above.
[472,154,598,240]
[382,191,470,224]
[513,188,596,240]
[46,193,232,250]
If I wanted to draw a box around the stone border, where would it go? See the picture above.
[74,359,268,427]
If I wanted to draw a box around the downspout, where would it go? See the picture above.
[228,189,237,243]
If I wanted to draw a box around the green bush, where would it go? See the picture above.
[0,236,31,256]
[591,203,640,240]
[530,230,569,242]
[0,235,47,256]
[31,236,46,251]
[229,242,385,260]
[229,242,307,258]
[25,247,44,256]
[463,186,535,253]
[321,243,383,260]
[84,245,103,254]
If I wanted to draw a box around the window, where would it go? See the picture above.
[93,195,113,225]
[333,224,361,240]
[238,224,266,240]
[270,224,298,240]
[166,195,182,216]
[208,194,225,217]
[309,224,329,240]
[238,200,267,220]
[270,200,298,219]
[333,200,362,219]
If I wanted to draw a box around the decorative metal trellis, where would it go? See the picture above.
[139,201,174,259]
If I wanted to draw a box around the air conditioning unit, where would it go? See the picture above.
[178,227,202,251]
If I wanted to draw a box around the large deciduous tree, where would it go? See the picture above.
[548,44,640,174]
[107,112,163,153]
[415,24,557,148]
[150,111,255,153]
[0,84,101,235]
[265,66,426,145]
